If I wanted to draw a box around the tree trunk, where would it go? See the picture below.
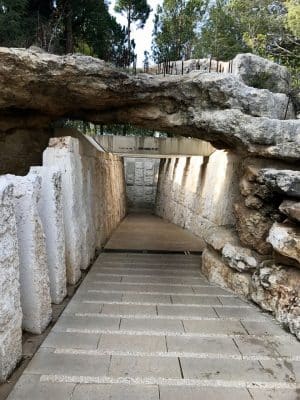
[127,7,131,67]
[65,0,73,54]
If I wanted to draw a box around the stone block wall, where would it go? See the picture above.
[155,150,300,339]
[0,130,126,381]
[125,157,160,211]
[156,151,241,238]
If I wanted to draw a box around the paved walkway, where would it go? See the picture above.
[105,213,205,252]
[7,218,300,400]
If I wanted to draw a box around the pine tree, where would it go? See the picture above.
[114,0,151,66]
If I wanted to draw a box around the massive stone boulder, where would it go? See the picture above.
[0,47,299,160]
[257,169,300,198]
[279,200,300,222]
[267,222,300,265]
[232,53,291,94]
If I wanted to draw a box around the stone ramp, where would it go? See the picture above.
[7,252,300,400]
[104,214,205,252]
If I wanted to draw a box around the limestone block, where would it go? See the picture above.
[203,226,239,252]
[30,166,67,304]
[234,202,273,255]
[202,248,251,298]
[232,53,291,94]
[257,169,300,198]
[43,137,84,284]
[222,244,258,272]
[4,173,52,334]
[0,179,22,381]
[279,200,300,223]
[267,222,300,264]
[251,263,300,338]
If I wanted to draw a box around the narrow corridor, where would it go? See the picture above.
[7,215,300,400]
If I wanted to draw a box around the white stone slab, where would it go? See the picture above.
[0,179,22,381]
[4,173,52,334]
[30,166,67,304]
[43,137,85,284]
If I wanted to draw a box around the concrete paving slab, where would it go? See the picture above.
[249,388,300,399]
[241,321,291,337]
[52,315,120,332]
[26,348,110,377]
[157,305,217,318]
[6,375,75,400]
[72,383,159,400]
[183,319,247,335]
[215,307,270,321]
[120,318,184,333]
[101,304,157,316]
[86,282,195,294]
[99,334,167,352]
[171,295,222,305]
[109,355,181,378]
[41,332,100,350]
[159,386,252,400]
[166,336,241,356]
[122,293,172,304]
[180,357,294,383]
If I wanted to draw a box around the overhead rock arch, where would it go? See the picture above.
[0,47,299,160]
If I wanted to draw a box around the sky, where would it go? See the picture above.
[109,0,163,67]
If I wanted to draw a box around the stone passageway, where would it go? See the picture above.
[7,214,300,400]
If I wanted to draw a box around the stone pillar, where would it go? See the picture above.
[30,166,67,304]
[4,173,52,334]
[43,137,84,284]
[0,179,22,382]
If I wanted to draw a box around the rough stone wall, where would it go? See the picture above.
[156,151,241,238]
[155,150,300,339]
[125,157,160,211]
[0,129,53,175]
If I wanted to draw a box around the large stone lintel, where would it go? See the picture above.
[0,48,298,160]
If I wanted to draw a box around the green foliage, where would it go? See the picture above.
[194,0,249,60]
[152,0,208,62]
[0,0,29,46]
[285,0,300,37]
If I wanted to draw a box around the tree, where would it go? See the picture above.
[0,0,29,47]
[285,0,300,37]
[114,0,151,66]
[194,0,249,60]
[152,0,208,63]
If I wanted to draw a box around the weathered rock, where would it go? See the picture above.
[0,179,22,382]
[234,202,273,255]
[203,226,239,251]
[267,222,300,264]
[3,173,52,334]
[257,169,300,198]
[251,263,300,338]
[222,243,258,272]
[30,166,67,304]
[279,200,300,222]
[232,53,291,94]
[202,247,251,298]
[0,48,298,160]
[43,137,84,285]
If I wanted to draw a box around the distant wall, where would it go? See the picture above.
[155,151,242,236]
[125,157,160,211]
[0,129,53,175]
